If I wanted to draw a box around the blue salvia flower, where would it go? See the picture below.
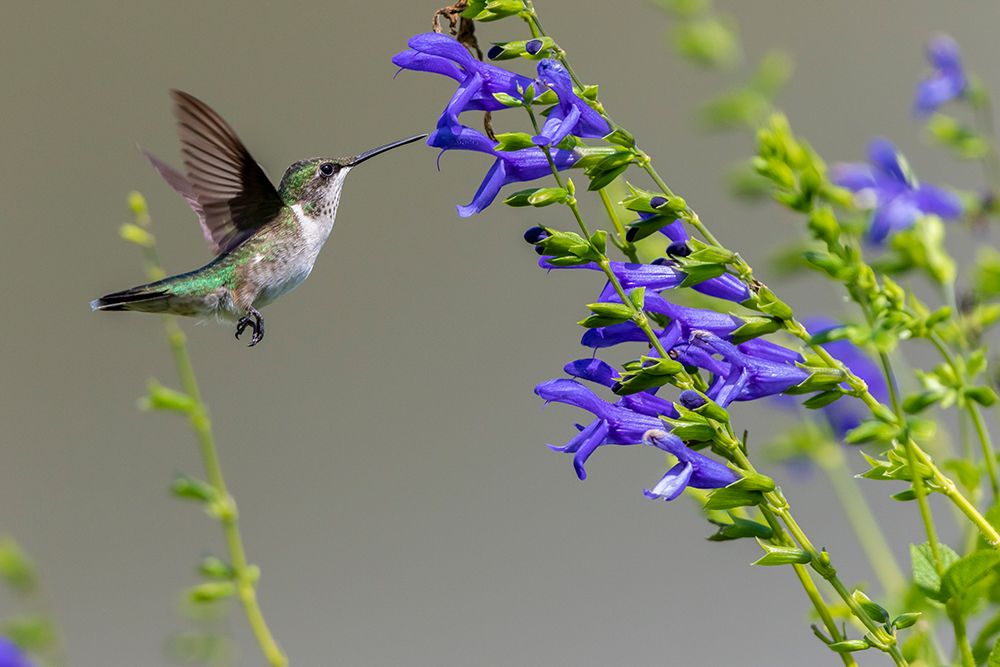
[832,138,963,243]
[0,639,33,667]
[392,33,534,130]
[914,34,967,116]
[534,375,737,499]
[430,123,583,216]
[678,332,810,407]
[531,59,611,146]
[642,429,740,501]
[538,256,750,303]
[804,317,889,439]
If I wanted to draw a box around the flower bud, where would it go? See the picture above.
[525,38,543,55]
[523,226,550,244]
[666,241,691,258]
[678,390,706,410]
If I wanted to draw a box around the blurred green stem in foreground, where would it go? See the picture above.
[120,193,288,667]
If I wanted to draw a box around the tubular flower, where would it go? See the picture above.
[678,332,811,407]
[535,376,737,499]
[392,33,533,129]
[429,123,584,216]
[914,35,967,116]
[531,59,610,146]
[832,138,963,243]
[642,430,740,501]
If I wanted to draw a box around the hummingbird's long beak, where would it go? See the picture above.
[347,134,428,167]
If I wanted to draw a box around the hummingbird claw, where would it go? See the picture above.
[235,307,265,347]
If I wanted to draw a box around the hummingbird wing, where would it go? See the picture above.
[140,147,217,251]
[170,90,284,254]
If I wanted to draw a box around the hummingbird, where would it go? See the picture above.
[92,90,426,347]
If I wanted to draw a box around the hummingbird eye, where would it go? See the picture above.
[319,162,336,178]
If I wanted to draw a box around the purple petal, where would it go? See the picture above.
[457,158,508,217]
[391,50,465,82]
[868,138,908,185]
[643,462,693,501]
[564,358,619,387]
[408,33,476,68]
[913,184,963,219]
[869,194,920,243]
[535,378,612,419]
[831,162,878,192]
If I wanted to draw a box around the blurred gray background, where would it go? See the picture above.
[2,2,998,665]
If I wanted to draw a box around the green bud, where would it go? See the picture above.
[638,356,684,376]
[187,581,236,604]
[199,556,235,580]
[731,471,775,492]
[752,285,794,320]
[902,390,946,414]
[527,187,569,207]
[753,540,812,566]
[0,539,38,594]
[828,640,871,653]
[852,590,890,624]
[128,191,151,225]
[119,222,155,248]
[141,379,196,414]
[964,386,998,406]
[171,475,218,503]
[892,612,921,630]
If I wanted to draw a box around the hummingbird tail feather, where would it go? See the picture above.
[91,285,172,313]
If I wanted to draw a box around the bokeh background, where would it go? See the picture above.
[2,2,999,665]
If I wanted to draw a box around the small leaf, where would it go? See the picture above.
[941,550,1000,600]
[911,541,961,602]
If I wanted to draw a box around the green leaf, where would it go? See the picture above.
[672,16,741,69]
[990,638,1000,667]
[911,541,961,602]
[493,132,536,151]
[941,550,1000,600]
[802,389,844,410]
[1,614,57,652]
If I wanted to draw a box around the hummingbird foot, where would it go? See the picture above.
[235,307,265,347]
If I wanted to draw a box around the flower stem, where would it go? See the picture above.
[134,205,288,667]
[597,186,639,262]
[814,435,906,595]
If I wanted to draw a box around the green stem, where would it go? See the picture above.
[929,333,1000,501]
[598,186,639,262]
[971,91,1000,204]
[947,600,977,667]
[814,436,906,595]
[138,225,288,667]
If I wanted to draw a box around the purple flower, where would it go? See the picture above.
[535,377,737,499]
[680,332,810,407]
[0,639,33,667]
[393,33,533,130]
[531,59,610,147]
[538,256,750,303]
[833,138,963,243]
[642,430,739,501]
[429,123,583,217]
[914,35,967,116]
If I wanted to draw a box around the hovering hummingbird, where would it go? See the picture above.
[92,90,426,347]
